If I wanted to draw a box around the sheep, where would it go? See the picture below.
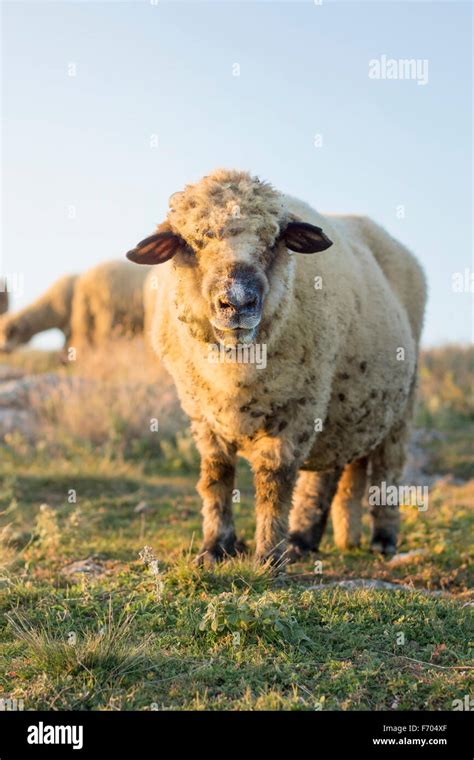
[126,168,426,566]
[0,274,77,352]
[69,260,150,353]
[0,262,149,354]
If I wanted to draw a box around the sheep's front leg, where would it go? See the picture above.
[253,463,298,566]
[194,431,239,564]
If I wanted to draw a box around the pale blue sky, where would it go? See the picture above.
[2,0,472,348]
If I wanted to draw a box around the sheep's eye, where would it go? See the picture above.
[180,242,197,259]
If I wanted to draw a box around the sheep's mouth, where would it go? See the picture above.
[212,326,257,347]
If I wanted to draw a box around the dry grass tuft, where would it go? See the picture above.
[27,338,186,454]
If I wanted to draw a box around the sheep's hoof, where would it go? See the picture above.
[194,549,219,567]
[255,548,288,574]
[370,530,397,558]
[234,538,248,556]
[194,537,247,567]
[287,531,320,561]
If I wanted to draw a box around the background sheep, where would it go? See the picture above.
[69,260,150,354]
[127,169,426,566]
[0,261,150,355]
[0,274,77,352]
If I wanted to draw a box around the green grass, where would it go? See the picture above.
[0,344,472,710]
[0,441,472,711]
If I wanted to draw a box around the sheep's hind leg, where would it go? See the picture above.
[369,435,405,557]
[288,469,342,558]
[368,388,415,556]
[195,449,242,565]
[331,457,368,550]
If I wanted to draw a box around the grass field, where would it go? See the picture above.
[0,345,472,711]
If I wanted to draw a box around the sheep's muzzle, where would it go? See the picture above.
[209,267,264,346]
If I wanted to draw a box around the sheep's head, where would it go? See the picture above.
[0,316,22,353]
[127,170,332,347]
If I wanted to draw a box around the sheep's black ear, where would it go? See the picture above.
[282,222,333,253]
[126,230,182,265]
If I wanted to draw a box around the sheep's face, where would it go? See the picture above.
[128,221,332,347]
[0,319,21,352]
[126,171,332,346]
[199,233,270,346]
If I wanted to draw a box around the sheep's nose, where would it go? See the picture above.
[217,293,258,313]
